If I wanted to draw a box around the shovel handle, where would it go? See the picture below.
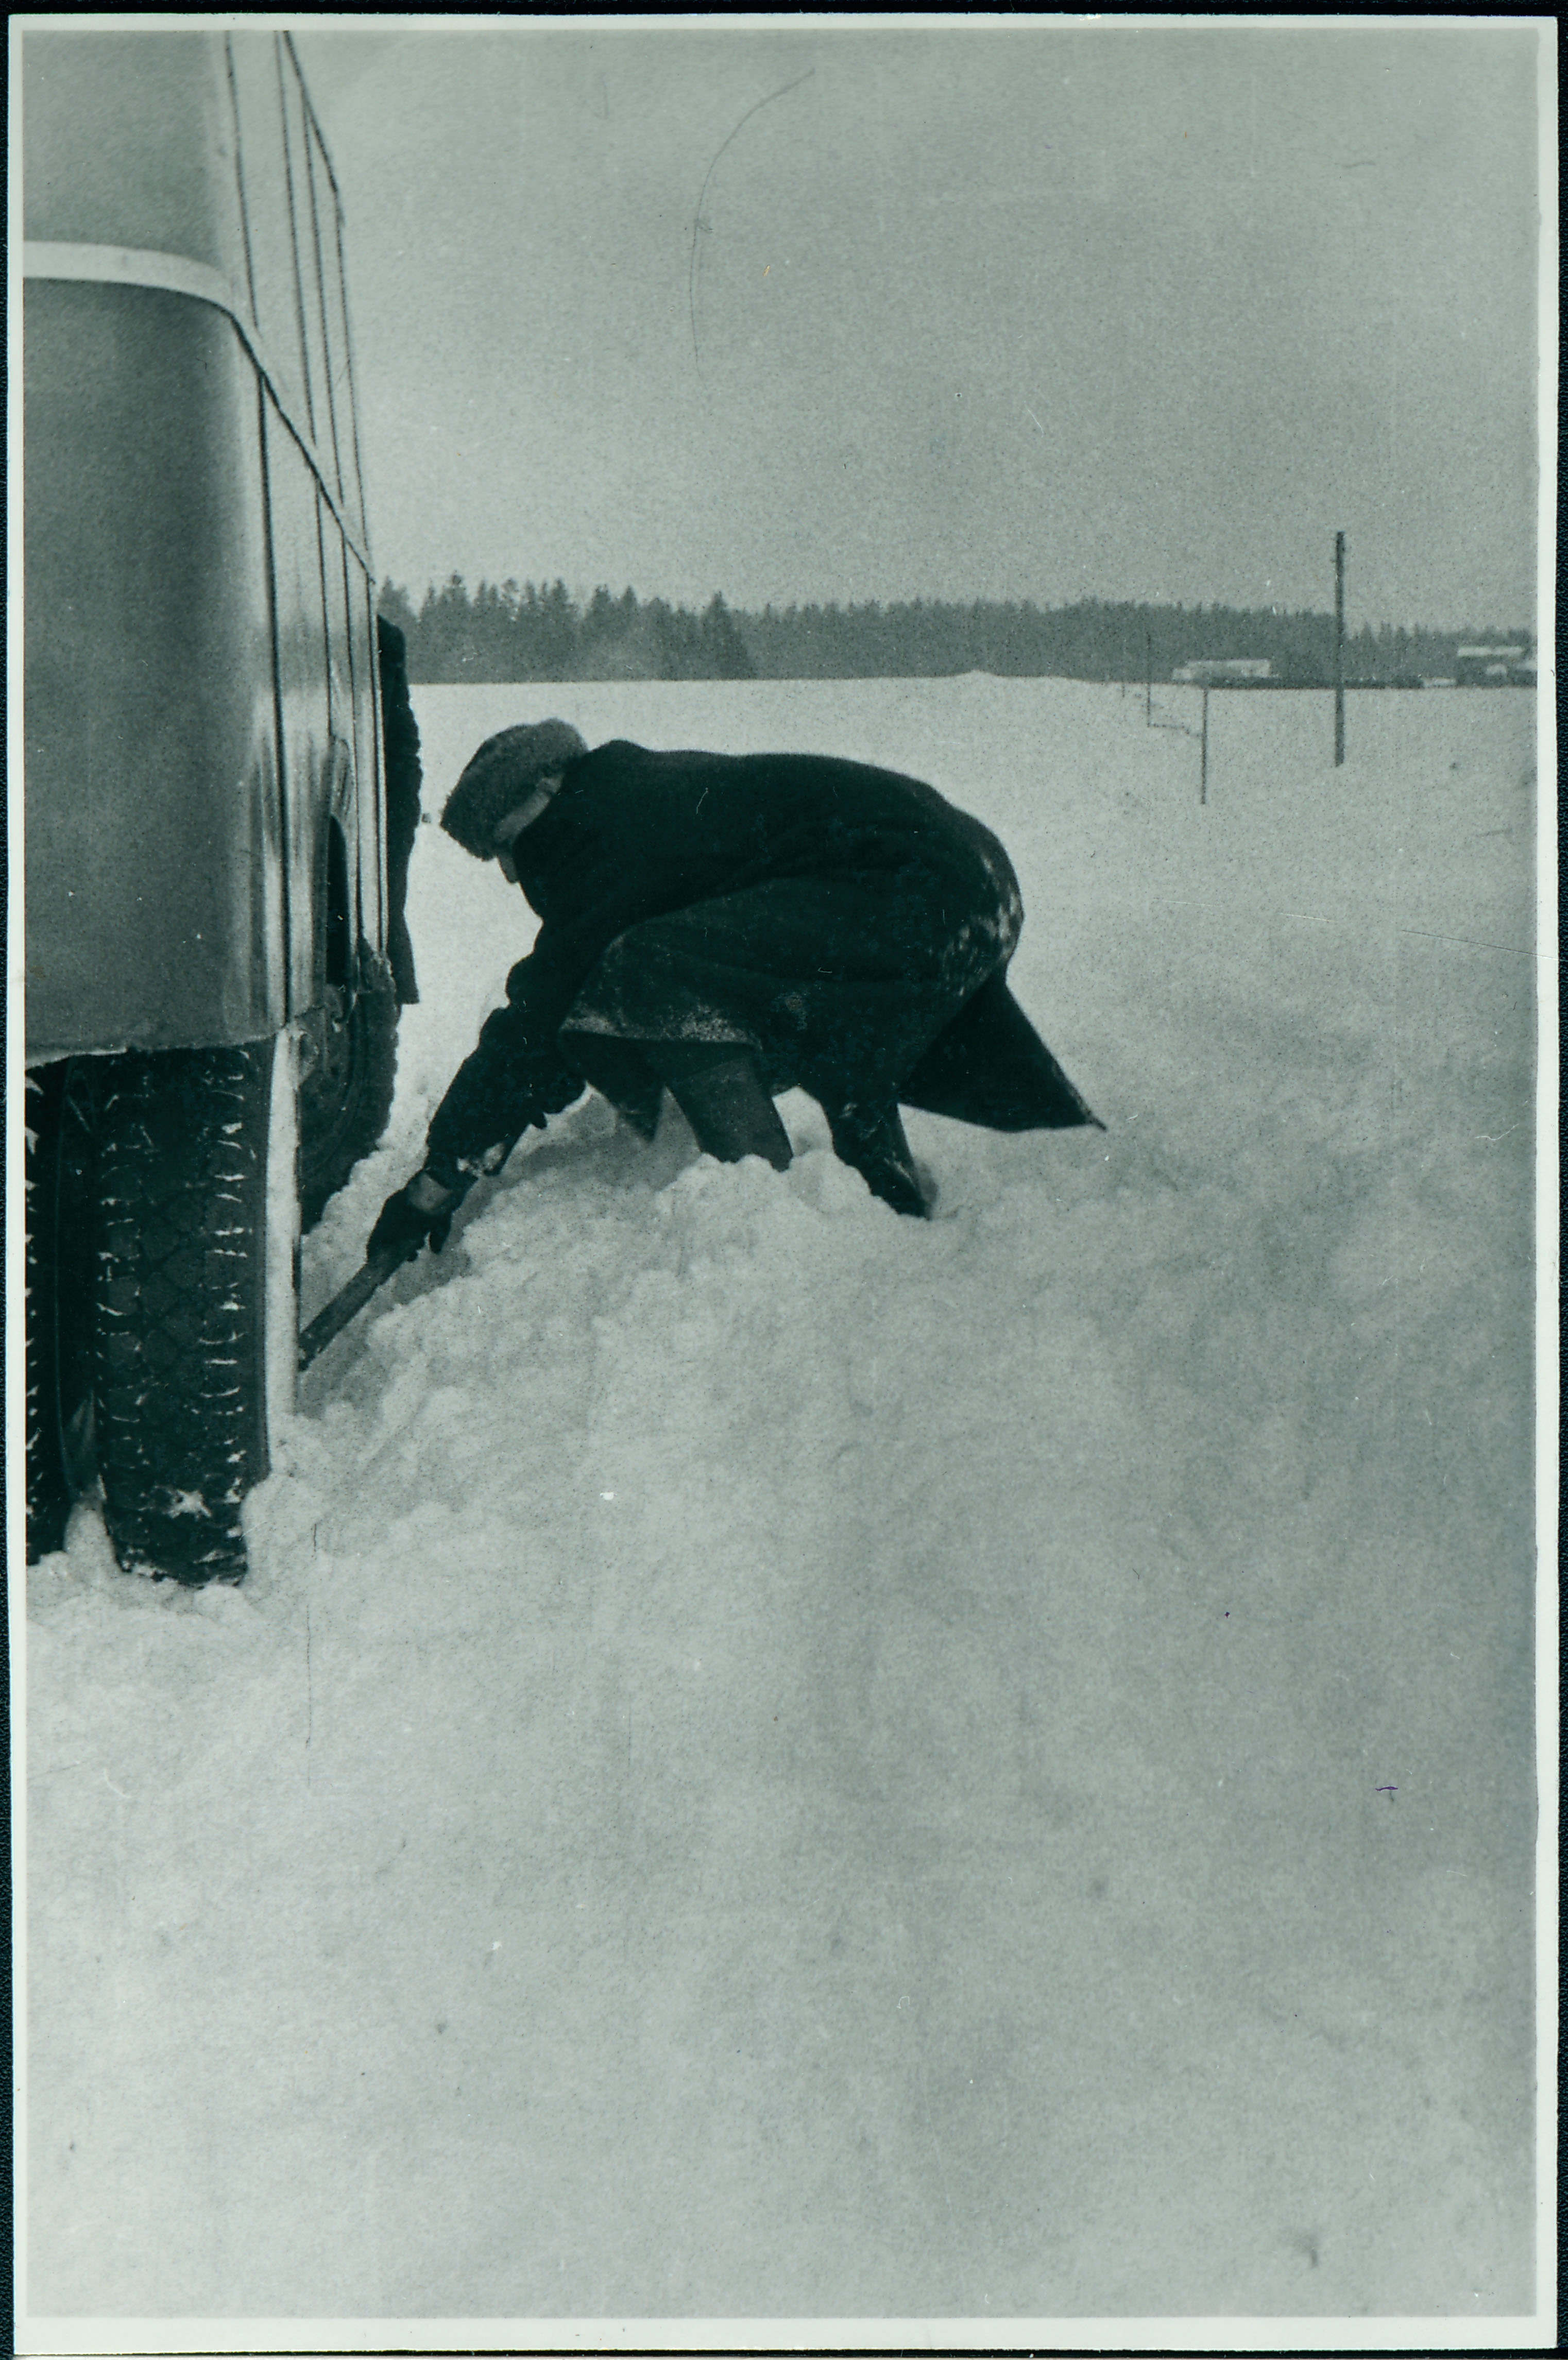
[298,1248,405,1371]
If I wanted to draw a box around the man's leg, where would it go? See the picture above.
[566,1035,668,1140]
[643,1042,793,1172]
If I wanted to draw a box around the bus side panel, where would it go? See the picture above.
[262,400,335,1017]
[23,30,248,298]
[24,284,283,1059]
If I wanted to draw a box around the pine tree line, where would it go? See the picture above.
[377,578,1531,687]
[376,578,756,684]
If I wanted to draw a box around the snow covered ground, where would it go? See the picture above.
[23,678,1542,2331]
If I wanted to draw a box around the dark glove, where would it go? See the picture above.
[366,1176,457,1266]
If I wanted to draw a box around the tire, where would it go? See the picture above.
[25,1060,97,1561]
[94,1035,298,1585]
[297,973,399,1233]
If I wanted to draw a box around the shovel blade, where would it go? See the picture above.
[298,1250,403,1372]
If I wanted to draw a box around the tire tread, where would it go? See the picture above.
[94,1047,271,1584]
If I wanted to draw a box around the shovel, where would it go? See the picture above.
[298,1248,405,1371]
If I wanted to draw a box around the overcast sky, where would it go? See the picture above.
[291,15,1545,628]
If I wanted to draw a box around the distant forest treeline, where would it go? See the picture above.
[376,576,1531,689]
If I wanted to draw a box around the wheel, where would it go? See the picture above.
[25,1059,97,1561]
[297,972,399,1233]
[93,1033,298,1585]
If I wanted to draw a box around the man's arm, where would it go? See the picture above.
[366,945,589,1263]
[420,989,586,1194]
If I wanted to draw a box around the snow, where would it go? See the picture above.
[23,679,1541,2330]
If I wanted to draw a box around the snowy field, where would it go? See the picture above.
[23,678,1541,2330]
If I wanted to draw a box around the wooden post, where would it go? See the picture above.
[1145,625,1152,724]
[1200,687,1209,805]
[1334,530,1345,766]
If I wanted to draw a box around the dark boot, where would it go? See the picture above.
[824,1097,929,1218]
[645,1043,793,1172]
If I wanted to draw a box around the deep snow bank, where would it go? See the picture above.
[25,680,1539,2324]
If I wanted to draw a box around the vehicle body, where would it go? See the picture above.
[23,27,418,1580]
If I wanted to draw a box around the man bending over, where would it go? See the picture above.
[369,721,1100,1261]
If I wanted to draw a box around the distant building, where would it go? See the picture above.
[1170,657,1273,684]
[1454,645,1533,687]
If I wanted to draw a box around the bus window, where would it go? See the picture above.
[342,550,383,944]
[226,35,312,436]
[317,493,364,934]
[320,494,355,734]
[316,154,368,540]
[305,119,352,516]
[279,49,333,488]
[261,394,333,1015]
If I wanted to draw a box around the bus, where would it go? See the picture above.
[23,28,420,1583]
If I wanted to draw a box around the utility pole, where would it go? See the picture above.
[1334,530,1345,766]
[1145,624,1152,724]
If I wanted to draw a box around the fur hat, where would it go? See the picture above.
[440,720,589,857]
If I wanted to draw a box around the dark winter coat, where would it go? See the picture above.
[422,741,1097,1187]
